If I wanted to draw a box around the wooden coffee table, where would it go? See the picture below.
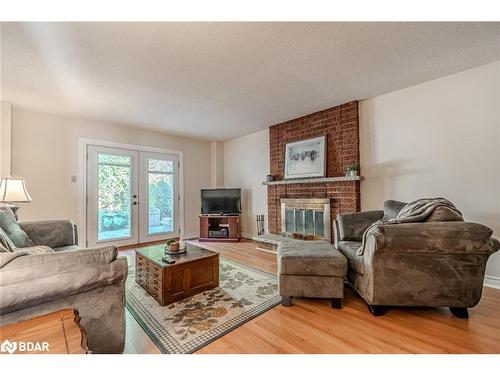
[135,243,219,305]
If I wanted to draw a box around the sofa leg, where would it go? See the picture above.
[368,304,385,316]
[331,298,342,309]
[281,295,292,306]
[450,307,469,319]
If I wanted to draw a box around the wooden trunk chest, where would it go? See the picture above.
[135,244,219,306]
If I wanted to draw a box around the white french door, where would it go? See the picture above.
[138,151,179,243]
[86,145,179,247]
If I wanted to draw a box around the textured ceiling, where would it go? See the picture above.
[1,22,499,140]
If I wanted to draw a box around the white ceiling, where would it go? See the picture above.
[1,22,499,141]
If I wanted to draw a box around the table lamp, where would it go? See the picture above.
[0,177,32,220]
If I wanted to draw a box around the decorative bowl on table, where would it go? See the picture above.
[164,240,187,255]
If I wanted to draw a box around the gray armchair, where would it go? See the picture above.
[334,200,500,318]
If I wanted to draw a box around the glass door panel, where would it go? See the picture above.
[97,154,132,241]
[86,146,139,247]
[147,159,174,235]
[139,152,179,242]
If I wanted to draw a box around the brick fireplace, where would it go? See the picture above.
[266,101,360,240]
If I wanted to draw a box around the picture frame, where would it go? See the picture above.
[284,135,326,179]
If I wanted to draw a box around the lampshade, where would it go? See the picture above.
[0,177,32,203]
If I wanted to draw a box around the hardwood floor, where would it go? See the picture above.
[121,239,500,354]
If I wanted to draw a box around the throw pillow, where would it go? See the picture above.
[0,207,34,248]
[0,226,16,251]
[383,200,407,220]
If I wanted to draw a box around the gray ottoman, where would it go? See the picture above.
[278,240,348,308]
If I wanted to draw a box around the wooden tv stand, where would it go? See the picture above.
[199,215,240,242]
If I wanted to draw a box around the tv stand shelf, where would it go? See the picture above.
[199,215,240,242]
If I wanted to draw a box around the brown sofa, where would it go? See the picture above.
[334,200,500,318]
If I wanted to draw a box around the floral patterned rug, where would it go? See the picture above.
[125,257,280,353]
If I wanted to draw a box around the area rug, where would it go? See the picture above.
[125,257,280,353]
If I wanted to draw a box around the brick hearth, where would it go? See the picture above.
[267,101,360,238]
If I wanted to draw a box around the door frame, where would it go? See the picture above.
[78,138,184,248]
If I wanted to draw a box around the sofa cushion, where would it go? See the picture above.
[0,207,34,248]
[278,240,347,277]
[425,206,464,222]
[383,200,407,220]
[337,241,364,274]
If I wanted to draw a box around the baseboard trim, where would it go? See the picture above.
[484,275,500,289]
[183,232,199,240]
[241,232,255,240]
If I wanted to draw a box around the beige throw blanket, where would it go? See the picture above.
[0,246,54,268]
[357,197,462,255]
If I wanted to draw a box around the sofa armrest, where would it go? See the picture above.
[335,210,384,242]
[0,247,127,314]
[367,222,498,255]
[18,220,77,249]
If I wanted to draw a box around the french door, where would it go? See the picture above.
[86,145,179,247]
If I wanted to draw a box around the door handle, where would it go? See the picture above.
[132,202,138,206]
[133,194,137,198]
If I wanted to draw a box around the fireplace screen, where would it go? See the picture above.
[281,199,330,241]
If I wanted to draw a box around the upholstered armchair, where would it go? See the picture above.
[334,200,500,318]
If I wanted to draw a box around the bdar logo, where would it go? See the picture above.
[1,339,17,354]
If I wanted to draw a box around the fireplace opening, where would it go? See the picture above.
[281,198,331,241]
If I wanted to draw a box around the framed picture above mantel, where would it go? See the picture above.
[284,135,326,179]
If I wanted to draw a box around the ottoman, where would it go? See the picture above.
[278,240,348,308]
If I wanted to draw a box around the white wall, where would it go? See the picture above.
[360,61,500,282]
[11,107,211,241]
[209,141,224,188]
[223,129,269,238]
[0,101,12,176]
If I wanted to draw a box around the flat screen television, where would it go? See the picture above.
[201,188,242,215]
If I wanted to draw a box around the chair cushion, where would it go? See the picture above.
[278,240,347,277]
[0,207,34,248]
[383,200,407,220]
[337,241,364,274]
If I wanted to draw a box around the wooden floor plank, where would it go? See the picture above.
[121,239,500,354]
